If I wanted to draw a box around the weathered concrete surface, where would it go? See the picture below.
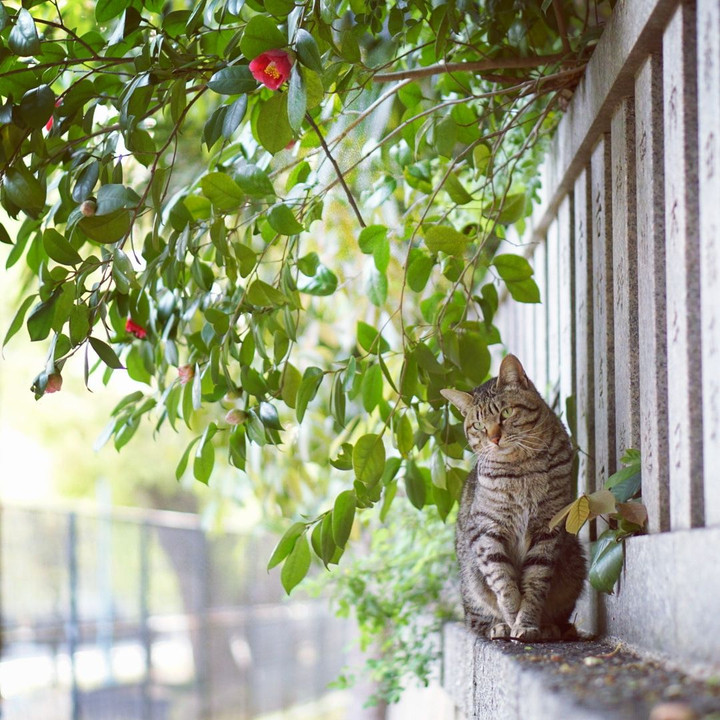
[442,622,720,720]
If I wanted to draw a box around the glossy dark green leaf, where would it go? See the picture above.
[332,490,356,548]
[72,162,100,203]
[79,209,131,243]
[240,15,287,60]
[43,229,82,266]
[589,531,624,594]
[257,93,293,154]
[222,96,248,138]
[27,298,56,341]
[3,165,46,217]
[89,336,124,369]
[207,66,256,94]
[287,66,306,132]
[259,401,284,430]
[405,465,428,510]
[19,84,55,129]
[9,9,40,56]
[295,29,323,73]
[96,0,131,22]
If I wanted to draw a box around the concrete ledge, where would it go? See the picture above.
[442,623,720,720]
[582,527,720,671]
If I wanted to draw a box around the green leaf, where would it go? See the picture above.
[287,66,306,132]
[89,337,125,369]
[95,184,140,215]
[352,433,385,485]
[72,162,100,203]
[79,209,131,243]
[235,164,275,197]
[606,465,642,502]
[320,511,336,566]
[3,165,46,217]
[444,173,473,205]
[295,29,323,73]
[492,253,534,281]
[356,321,390,354]
[298,265,338,296]
[361,364,383,412]
[281,533,311,594]
[222,96,248,138]
[407,253,435,292]
[473,144,491,174]
[27,298,56,341]
[240,15,287,60]
[176,436,202,480]
[9,9,40,56]
[589,531,625,594]
[268,521,306,570]
[424,226,468,256]
[268,204,304,235]
[296,366,323,422]
[4,294,36,347]
[200,172,244,211]
[358,224,386,253]
[43,229,82,266]
[395,414,413,457]
[405,465,428,509]
[490,192,526,224]
[505,278,541,303]
[193,428,216,485]
[367,268,388,307]
[96,0,131,22]
[207,66,256,94]
[246,279,288,307]
[332,490,356,548]
[257,93,293,153]
[19,84,55,129]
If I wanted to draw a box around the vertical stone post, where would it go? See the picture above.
[636,54,670,533]
[664,3,704,530]
[698,0,720,528]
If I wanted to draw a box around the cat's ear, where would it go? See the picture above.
[440,389,474,416]
[496,354,529,388]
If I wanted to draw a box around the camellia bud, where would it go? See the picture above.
[178,364,195,384]
[225,409,247,426]
[46,373,63,393]
[80,200,97,217]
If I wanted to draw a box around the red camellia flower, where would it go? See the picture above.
[46,373,63,393]
[178,364,195,384]
[125,319,147,339]
[249,49,293,90]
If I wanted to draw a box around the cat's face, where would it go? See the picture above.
[441,355,546,460]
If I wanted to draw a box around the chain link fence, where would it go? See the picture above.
[0,505,351,720]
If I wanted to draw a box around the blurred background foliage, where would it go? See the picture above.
[1,0,613,605]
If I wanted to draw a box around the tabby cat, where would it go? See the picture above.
[441,354,585,641]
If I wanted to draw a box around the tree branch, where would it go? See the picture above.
[552,0,573,56]
[305,113,366,228]
[372,54,566,83]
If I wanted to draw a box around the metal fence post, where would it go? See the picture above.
[140,521,152,720]
[67,512,80,720]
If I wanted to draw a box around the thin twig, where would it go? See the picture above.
[552,0,573,56]
[305,113,366,228]
[372,54,565,83]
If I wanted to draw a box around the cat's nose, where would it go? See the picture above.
[489,432,501,445]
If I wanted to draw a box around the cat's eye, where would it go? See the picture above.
[501,407,514,419]
[472,422,485,432]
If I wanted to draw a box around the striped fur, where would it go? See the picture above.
[442,355,586,642]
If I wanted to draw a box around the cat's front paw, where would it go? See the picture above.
[489,622,511,640]
[510,623,542,642]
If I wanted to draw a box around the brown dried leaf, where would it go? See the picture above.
[587,488,617,518]
[616,501,648,528]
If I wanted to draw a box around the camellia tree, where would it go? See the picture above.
[1,0,611,591]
